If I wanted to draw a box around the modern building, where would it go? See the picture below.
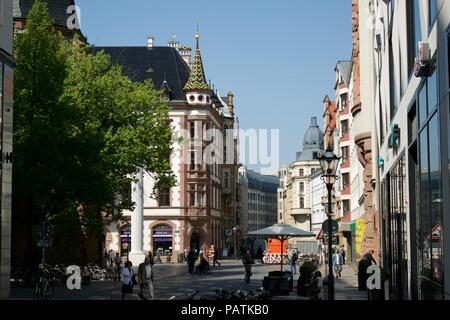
[238,166,278,236]
[278,117,323,253]
[97,34,239,265]
[0,0,15,299]
[370,0,450,300]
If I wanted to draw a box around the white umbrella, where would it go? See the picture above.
[247,224,314,271]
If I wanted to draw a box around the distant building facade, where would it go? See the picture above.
[239,166,278,237]
[278,117,323,254]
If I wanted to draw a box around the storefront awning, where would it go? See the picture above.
[340,222,353,232]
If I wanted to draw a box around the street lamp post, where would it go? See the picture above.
[318,148,341,301]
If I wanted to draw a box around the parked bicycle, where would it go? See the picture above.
[33,264,54,300]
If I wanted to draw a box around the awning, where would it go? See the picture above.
[340,222,352,232]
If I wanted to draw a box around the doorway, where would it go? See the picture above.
[190,232,200,251]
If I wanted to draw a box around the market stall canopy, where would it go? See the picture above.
[247,224,314,271]
[247,224,314,239]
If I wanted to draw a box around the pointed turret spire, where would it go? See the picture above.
[184,26,210,91]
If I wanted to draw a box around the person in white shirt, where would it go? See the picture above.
[121,261,135,300]
[138,257,154,300]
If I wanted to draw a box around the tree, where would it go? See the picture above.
[13,0,175,267]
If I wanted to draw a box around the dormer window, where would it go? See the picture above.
[189,95,195,102]
[198,95,204,102]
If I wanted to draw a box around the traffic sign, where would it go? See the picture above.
[37,222,53,248]
[322,219,339,235]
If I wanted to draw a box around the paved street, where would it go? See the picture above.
[333,264,367,300]
[10,260,366,300]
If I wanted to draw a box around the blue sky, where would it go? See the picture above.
[76,0,352,173]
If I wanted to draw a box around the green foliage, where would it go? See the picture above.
[13,0,176,245]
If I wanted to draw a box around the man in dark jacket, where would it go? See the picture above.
[187,249,196,274]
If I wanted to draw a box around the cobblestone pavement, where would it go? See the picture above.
[321,264,367,300]
[10,260,366,300]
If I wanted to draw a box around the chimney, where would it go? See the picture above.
[167,35,179,50]
[311,117,317,126]
[227,91,234,115]
[147,36,154,48]
[180,45,192,66]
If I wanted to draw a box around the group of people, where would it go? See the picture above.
[105,251,155,300]
[186,245,221,274]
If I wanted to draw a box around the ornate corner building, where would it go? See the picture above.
[97,34,240,264]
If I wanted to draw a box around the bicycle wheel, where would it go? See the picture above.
[43,281,54,300]
[33,282,42,300]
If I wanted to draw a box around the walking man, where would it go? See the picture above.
[213,246,221,267]
[187,249,196,274]
[108,249,114,267]
[340,245,346,265]
[290,249,298,275]
[114,252,122,281]
[138,257,154,300]
[332,250,343,278]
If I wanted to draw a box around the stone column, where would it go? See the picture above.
[128,168,145,266]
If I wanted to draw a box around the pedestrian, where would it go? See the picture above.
[364,250,377,265]
[114,252,123,281]
[196,253,211,274]
[108,249,114,267]
[121,261,136,300]
[257,246,264,261]
[213,246,221,267]
[332,250,343,278]
[103,250,109,267]
[147,252,155,266]
[340,245,346,265]
[187,249,196,274]
[138,257,154,300]
[290,249,298,275]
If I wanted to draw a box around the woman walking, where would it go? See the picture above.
[121,261,135,300]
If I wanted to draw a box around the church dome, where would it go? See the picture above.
[303,117,323,150]
[296,117,324,161]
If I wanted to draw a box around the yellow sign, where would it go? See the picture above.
[355,218,366,257]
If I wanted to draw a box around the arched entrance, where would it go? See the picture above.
[152,224,173,256]
[190,232,201,251]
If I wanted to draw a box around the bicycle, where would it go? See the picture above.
[33,265,54,300]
